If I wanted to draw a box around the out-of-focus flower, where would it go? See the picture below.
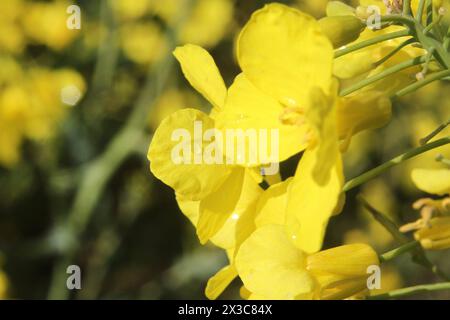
[0,270,8,299]
[112,0,151,21]
[120,22,167,65]
[400,167,450,250]
[0,66,85,167]
[0,0,26,54]
[22,0,80,50]
[148,89,200,131]
[235,225,379,300]
[177,0,234,48]
[114,0,234,66]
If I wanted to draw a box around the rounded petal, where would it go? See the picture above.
[215,74,309,163]
[148,109,231,200]
[286,87,344,254]
[235,225,314,299]
[411,168,450,195]
[198,168,262,246]
[173,44,226,109]
[255,178,292,227]
[215,74,308,165]
[237,3,333,108]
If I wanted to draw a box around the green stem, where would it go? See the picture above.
[392,69,450,98]
[403,0,412,16]
[380,15,416,29]
[343,136,450,192]
[340,55,426,96]
[373,38,417,67]
[420,120,450,145]
[334,30,410,58]
[358,196,408,243]
[417,0,426,23]
[443,26,450,51]
[369,282,450,299]
[379,241,420,263]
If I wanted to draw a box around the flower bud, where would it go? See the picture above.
[307,244,379,300]
[337,91,392,140]
[318,15,365,48]
[414,217,450,251]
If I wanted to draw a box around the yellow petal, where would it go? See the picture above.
[176,194,199,226]
[148,109,231,200]
[235,225,315,299]
[337,90,392,140]
[286,88,344,253]
[209,169,263,250]
[198,168,262,245]
[237,3,333,109]
[286,147,344,254]
[215,74,309,163]
[177,169,263,249]
[307,244,379,277]
[205,264,238,300]
[173,44,226,110]
[197,168,245,244]
[255,178,292,227]
[307,244,379,299]
[411,168,450,195]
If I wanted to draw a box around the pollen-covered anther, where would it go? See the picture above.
[279,107,305,126]
[400,197,450,233]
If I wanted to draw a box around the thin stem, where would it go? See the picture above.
[340,55,426,96]
[379,241,420,263]
[380,15,417,28]
[443,26,450,51]
[426,0,434,27]
[334,30,410,58]
[403,0,412,16]
[343,136,450,192]
[420,120,450,145]
[417,0,426,23]
[358,196,408,243]
[392,69,450,98]
[373,38,417,67]
[420,47,435,75]
[369,282,450,299]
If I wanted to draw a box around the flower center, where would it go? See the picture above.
[278,97,306,126]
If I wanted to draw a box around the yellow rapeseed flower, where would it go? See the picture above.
[400,167,450,250]
[235,225,379,300]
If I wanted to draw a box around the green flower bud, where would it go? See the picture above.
[318,15,365,48]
